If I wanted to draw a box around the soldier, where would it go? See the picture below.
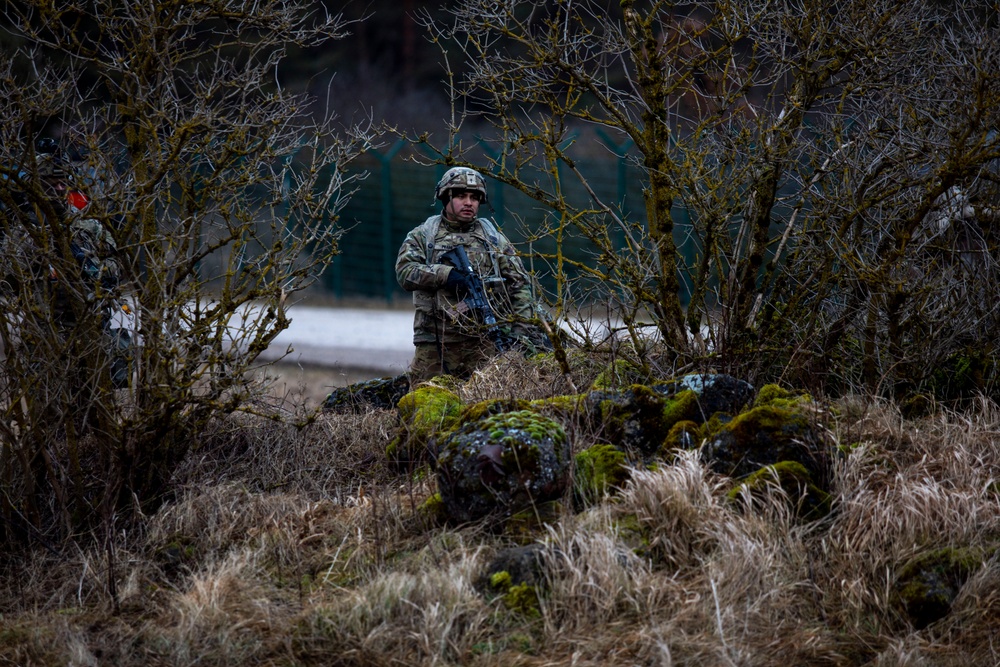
[396,166,544,383]
[2,138,130,390]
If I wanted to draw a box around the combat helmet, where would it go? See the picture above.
[35,138,69,179]
[434,166,488,206]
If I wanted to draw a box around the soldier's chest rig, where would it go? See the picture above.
[419,215,504,286]
[419,215,507,328]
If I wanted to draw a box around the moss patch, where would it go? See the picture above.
[459,398,532,425]
[387,384,463,465]
[573,444,629,509]
[488,569,542,618]
[528,393,587,418]
[589,384,701,457]
[436,411,570,523]
[505,501,564,542]
[418,492,447,524]
[661,420,701,453]
[753,383,813,409]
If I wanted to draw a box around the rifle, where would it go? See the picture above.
[440,244,514,352]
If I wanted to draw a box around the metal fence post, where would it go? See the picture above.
[371,139,406,302]
[476,138,506,227]
[595,129,634,251]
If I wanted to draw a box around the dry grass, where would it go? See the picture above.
[3,361,1000,666]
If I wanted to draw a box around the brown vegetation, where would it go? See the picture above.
[2,358,1000,665]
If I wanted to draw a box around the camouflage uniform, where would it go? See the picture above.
[66,216,122,306]
[396,212,537,383]
[2,145,129,390]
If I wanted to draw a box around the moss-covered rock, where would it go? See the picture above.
[528,393,587,419]
[436,410,571,523]
[727,461,832,521]
[653,373,755,418]
[573,444,630,509]
[417,492,448,524]
[387,384,464,466]
[892,546,993,629]
[585,385,702,456]
[753,383,813,410]
[477,544,551,617]
[700,404,827,482]
[480,544,550,590]
[458,398,532,425]
[661,419,702,453]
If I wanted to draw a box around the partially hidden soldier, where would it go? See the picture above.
[395,167,548,384]
[3,138,132,391]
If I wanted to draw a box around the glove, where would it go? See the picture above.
[444,267,473,298]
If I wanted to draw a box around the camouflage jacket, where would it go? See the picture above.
[395,214,537,344]
[1,207,121,323]
[68,216,121,295]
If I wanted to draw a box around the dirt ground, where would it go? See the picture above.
[255,362,394,408]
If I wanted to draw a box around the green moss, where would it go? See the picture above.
[490,570,513,591]
[574,444,629,508]
[479,410,567,448]
[505,501,564,541]
[460,398,532,425]
[728,461,831,520]
[700,412,731,438]
[753,383,813,409]
[387,385,464,464]
[727,404,808,440]
[893,546,994,628]
[662,389,702,427]
[418,492,447,523]
[529,393,587,417]
[426,374,462,392]
[662,419,701,451]
[503,583,542,617]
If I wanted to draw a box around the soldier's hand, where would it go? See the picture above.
[444,267,473,298]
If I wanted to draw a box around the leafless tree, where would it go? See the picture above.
[0,1,373,545]
[417,0,1000,394]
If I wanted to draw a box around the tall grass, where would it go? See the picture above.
[3,367,1000,666]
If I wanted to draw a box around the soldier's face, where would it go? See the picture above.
[42,177,67,199]
[445,190,481,223]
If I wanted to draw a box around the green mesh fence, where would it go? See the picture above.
[322,141,695,304]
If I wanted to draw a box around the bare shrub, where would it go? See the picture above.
[0,0,375,546]
[417,0,1000,397]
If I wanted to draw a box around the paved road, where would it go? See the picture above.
[256,305,416,375]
